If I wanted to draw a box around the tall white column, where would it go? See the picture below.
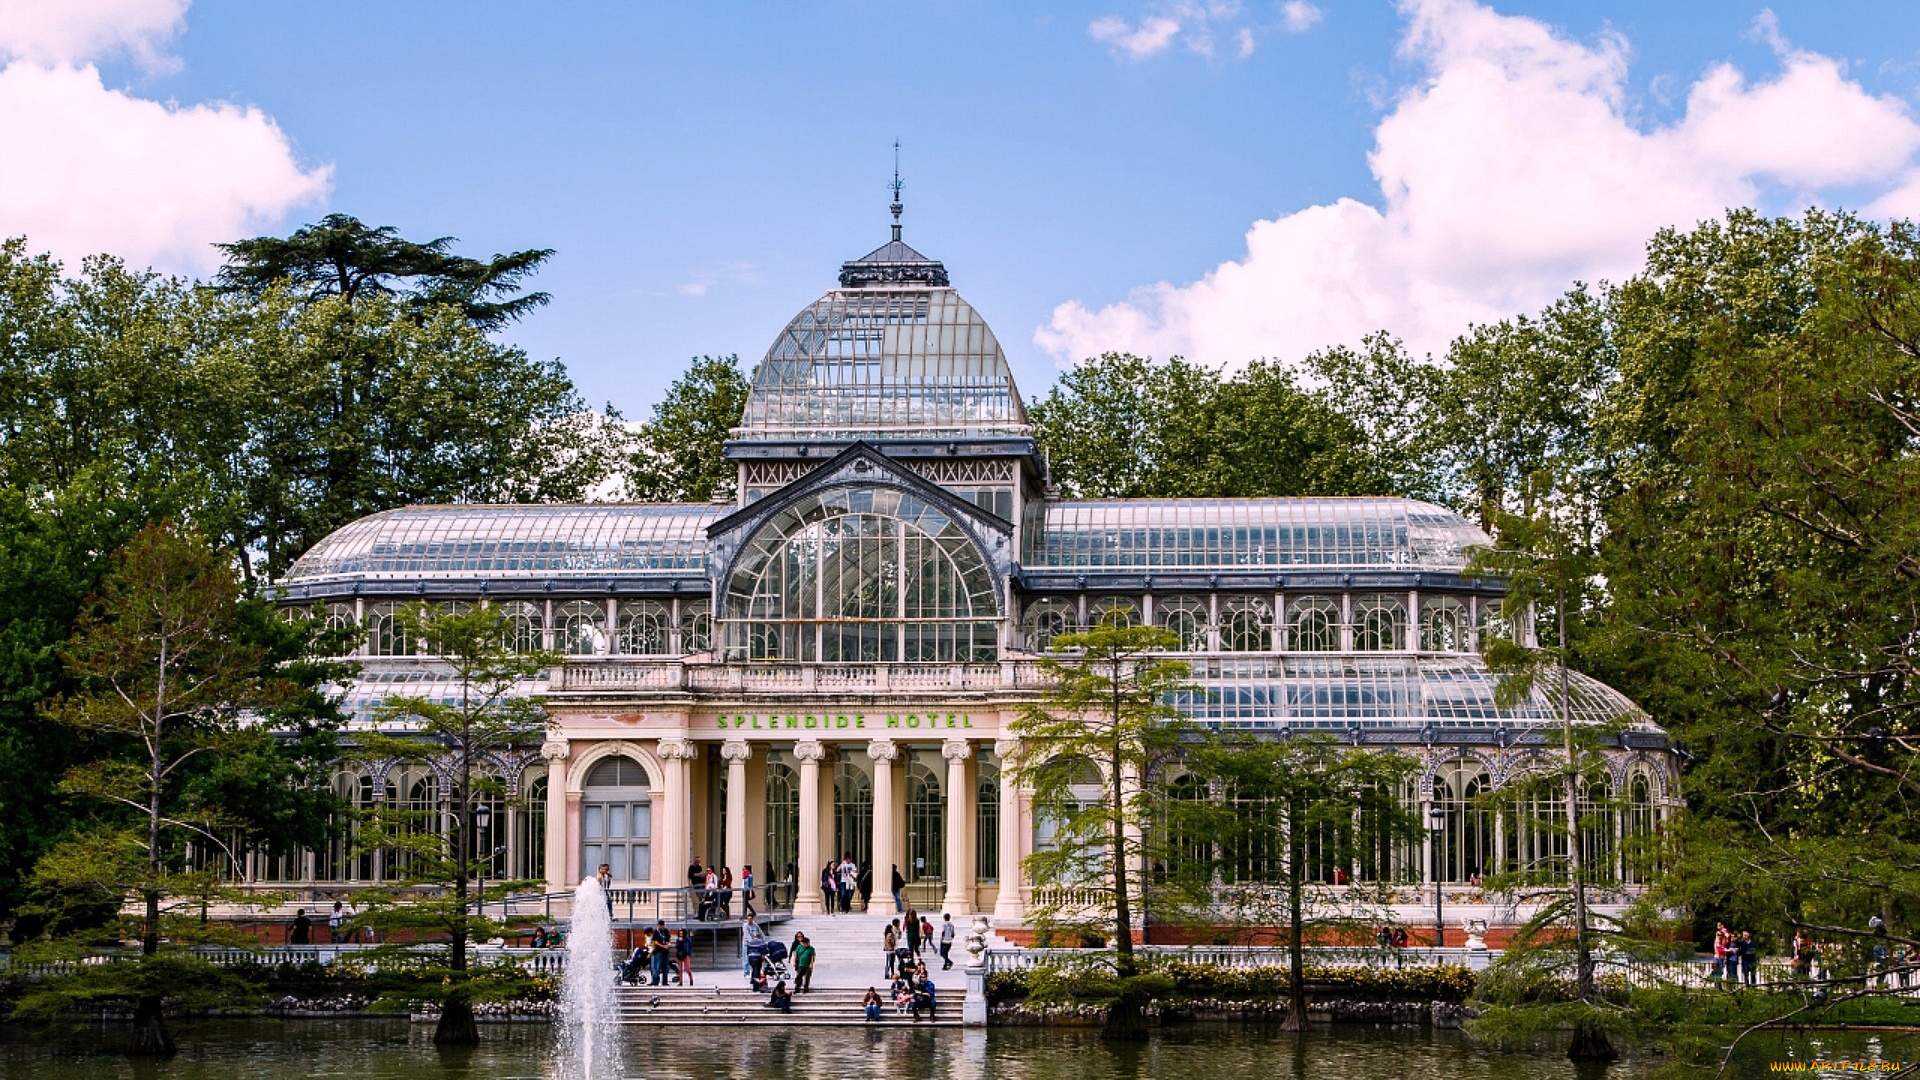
[655,738,696,891]
[794,739,826,914]
[868,739,899,905]
[992,737,1025,923]
[722,739,752,880]
[540,738,569,892]
[942,739,972,915]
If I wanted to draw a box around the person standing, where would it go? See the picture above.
[675,928,695,986]
[856,862,873,912]
[890,864,906,913]
[597,862,614,915]
[719,866,735,919]
[838,855,857,914]
[904,907,921,958]
[742,913,766,978]
[883,921,899,979]
[793,933,816,993]
[650,927,671,986]
[328,901,344,945]
[939,913,956,970]
[704,866,721,922]
[289,908,311,946]
[919,913,934,957]
[1740,930,1759,988]
[742,864,757,917]
[822,862,839,915]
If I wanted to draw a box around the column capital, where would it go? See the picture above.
[657,737,698,761]
[540,737,570,762]
[793,739,827,763]
[942,739,972,762]
[866,738,899,763]
[993,737,1020,760]
[720,738,753,762]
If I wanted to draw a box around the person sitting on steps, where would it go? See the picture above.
[863,987,883,1022]
[766,980,793,1014]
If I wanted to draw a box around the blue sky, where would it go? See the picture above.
[4,1,1920,417]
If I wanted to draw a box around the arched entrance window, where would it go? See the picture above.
[833,758,873,873]
[616,600,671,655]
[1155,772,1211,884]
[1220,597,1273,653]
[1622,773,1656,884]
[519,771,548,882]
[906,757,944,887]
[1419,597,1470,652]
[975,751,1000,885]
[1432,760,1492,884]
[722,486,1000,662]
[1021,598,1077,651]
[764,755,800,885]
[581,756,651,884]
[1155,596,1208,652]
[1287,596,1339,652]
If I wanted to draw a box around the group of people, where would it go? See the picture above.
[820,854,871,914]
[686,857,754,921]
[286,901,373,945]
[882,910,956,975]
[619,920,699,986]
[864,969,938,1022]
[1373,925,1414,949]
[1710,923,1760,987]
[741,914,817,993]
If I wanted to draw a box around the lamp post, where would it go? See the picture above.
[1428,805,1446,951]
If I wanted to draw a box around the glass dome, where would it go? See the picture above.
[734,235,1030,442]
[1025,498,1491,573]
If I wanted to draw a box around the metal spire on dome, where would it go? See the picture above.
[837,140,950,288]
[889,139,904,241]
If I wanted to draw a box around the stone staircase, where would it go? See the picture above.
[613,984,959,1027]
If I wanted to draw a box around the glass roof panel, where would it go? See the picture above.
[1025,498,1490,572]
[284,504,725,582]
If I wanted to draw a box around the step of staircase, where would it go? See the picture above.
[612,986,959,1027]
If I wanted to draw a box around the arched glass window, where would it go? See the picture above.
[468,772,507,877]
[1419,597,1471,652]
[1478,600,1509,651]
[581,756,651,883]
[764,755,799,884]
[1287,596,1338,652]
[1090,597,1139,628]
[1220,596,1273,653]
[556,600,606,657]
[1433,760,1493,884]
[616,600,671,655]
[317,772,373,882]
[1354,594,1407,651]
[325,603,356,633]
[520,771,548,883]
[1357,774,1417,883]
[1579,779,1614,886]
[906,759,944,885]
[1622,773,1656,885]
[1021,598,1077,652]
[499,601,544,654]
[1155,772,1212,884]
[721,486,998,662]
[368,602,413,657]
[975,752,1000,885]
[1501,769,1567,883]
[833,759,873,868]
[1155,596,1208,652]
[386,768,439,880]
[680,600,712,653]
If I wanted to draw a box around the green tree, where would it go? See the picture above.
[1588,210,1920,1015]
[1007,616,1204,1039]
[1427,288,1614,532]
[1469,483,1622,1062]
[625,354,752,502]
[1031,352,1397,499]
[352,603,554,1046]
[32,523,342,1055]
[214,213,554,331]
[1187,734,1421,1030]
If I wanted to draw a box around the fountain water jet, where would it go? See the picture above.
[554,878,621,1080]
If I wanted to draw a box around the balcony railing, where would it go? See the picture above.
[553,659,1036,694]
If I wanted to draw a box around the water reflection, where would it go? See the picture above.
[0,1019,1910,1079]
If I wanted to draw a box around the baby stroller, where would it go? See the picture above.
[747,939,792,991]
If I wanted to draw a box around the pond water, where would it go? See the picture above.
[0,1020,1910,1079]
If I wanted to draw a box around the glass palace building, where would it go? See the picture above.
[276,220,1676,932]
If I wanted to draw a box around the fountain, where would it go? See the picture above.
[554,878,622,1080]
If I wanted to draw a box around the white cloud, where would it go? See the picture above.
[1090,14,1183,59]
[1281,2,1324,33]
[1090,2,1252,61]
[0,0,188,69]
[1040,0,1920,367]
[0,1,331,273]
